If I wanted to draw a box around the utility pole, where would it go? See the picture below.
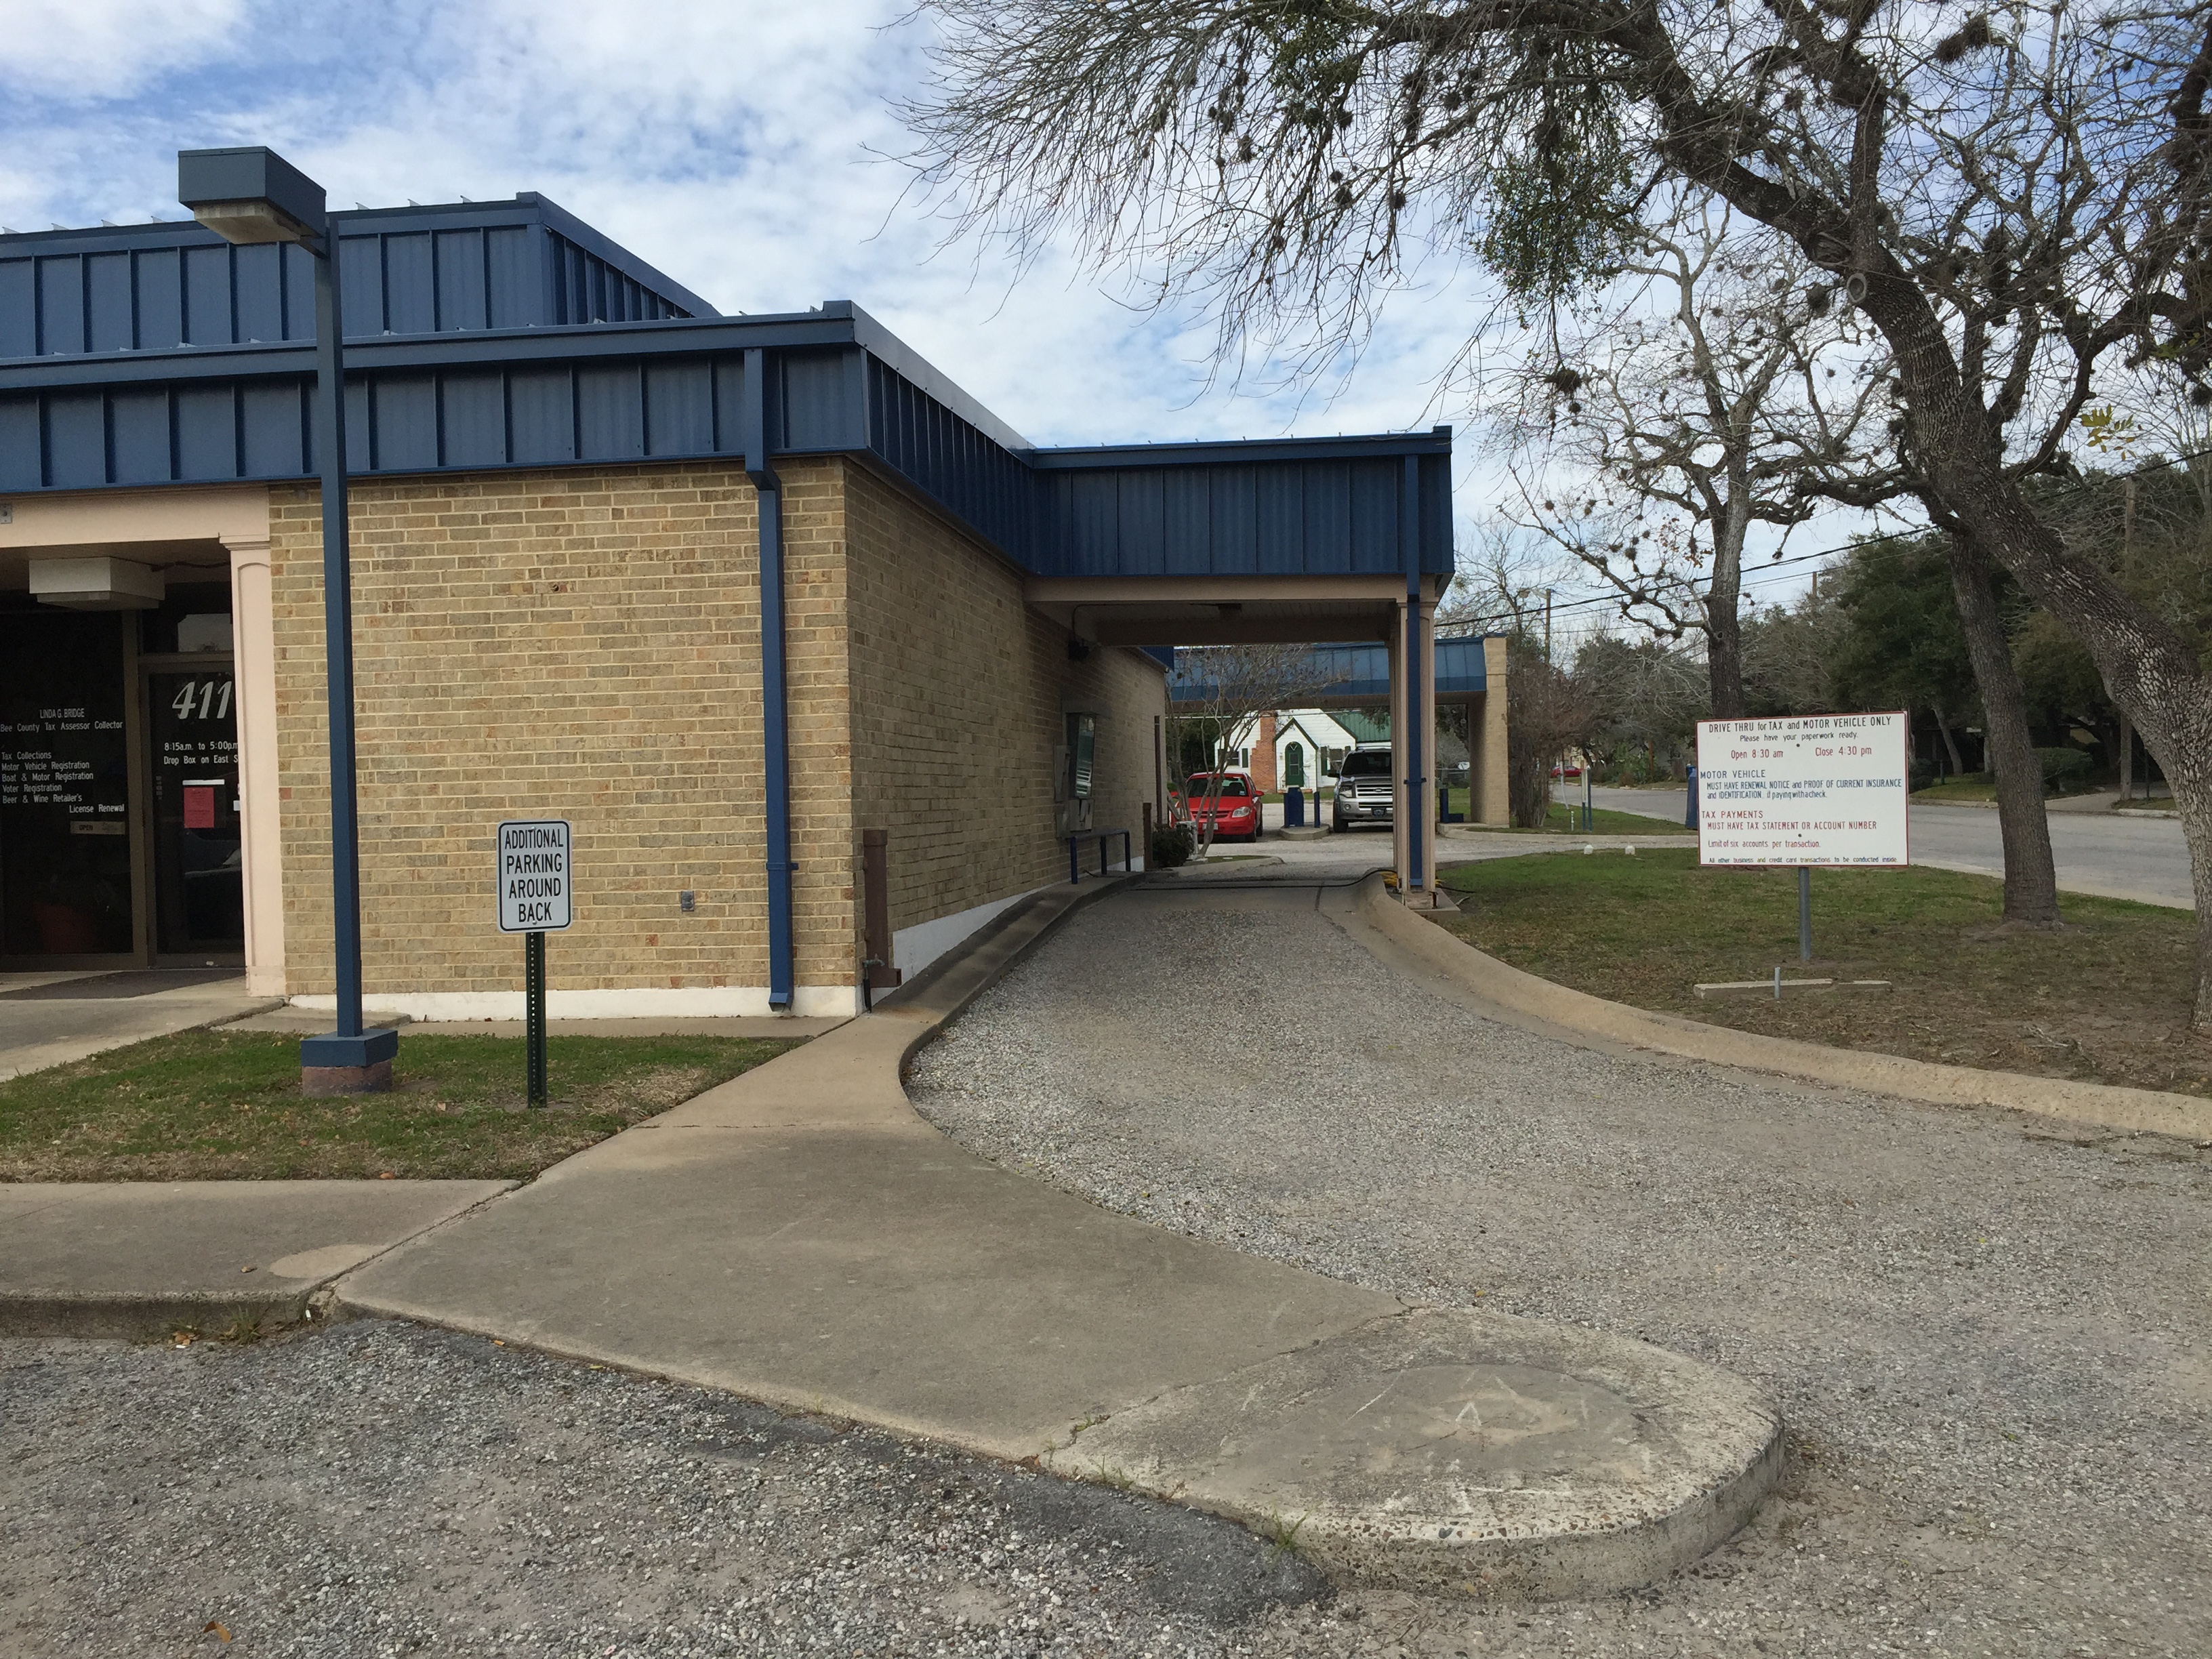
[2121,479,2137,801]
[1543,589,1553,664]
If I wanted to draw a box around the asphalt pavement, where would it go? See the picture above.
[1590,785,2194,909]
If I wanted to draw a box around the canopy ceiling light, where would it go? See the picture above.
[28,556,165,611]
[176,146,327,247]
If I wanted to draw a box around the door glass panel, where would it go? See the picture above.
[0,613,134,956]
[148,670,243,954]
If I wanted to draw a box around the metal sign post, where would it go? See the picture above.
[497,819,573,1108]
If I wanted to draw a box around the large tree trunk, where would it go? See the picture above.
[1863,283,2212,1020]
[1945,533,2062,928]
[1704,495,1748,720]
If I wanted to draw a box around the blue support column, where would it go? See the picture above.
[299,218,394,1085]
[1401,456,1427,893]
[743,347,796,1010]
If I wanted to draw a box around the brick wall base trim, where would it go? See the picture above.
[287,986,859,1021]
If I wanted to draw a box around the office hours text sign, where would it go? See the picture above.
[497,820,573,931]
[1696,714,1909,867]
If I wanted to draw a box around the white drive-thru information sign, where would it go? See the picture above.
[497,819,573,931]
[1697,714,1909,867]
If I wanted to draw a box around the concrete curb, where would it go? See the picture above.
[1360,877,2212,1141]
[0,1288,323,1342]
[0,1180,516,1341]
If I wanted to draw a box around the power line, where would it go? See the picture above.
[1439,439,2212,637]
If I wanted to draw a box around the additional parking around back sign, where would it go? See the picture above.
[1696,714,1909,867]
[497,819,573,931]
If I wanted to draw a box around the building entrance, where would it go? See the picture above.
[146,667,243,954]
[0,609,135,959]
[0,586,243,968]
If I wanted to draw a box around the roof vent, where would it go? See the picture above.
[29,556,165,611]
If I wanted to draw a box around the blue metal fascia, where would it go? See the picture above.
[1027,426,1453,470]
[836,301,1033,453]
[514,194,716,319]
[0,311,861,389]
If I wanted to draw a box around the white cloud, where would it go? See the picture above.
[0,0,1528,485]
[1,0,247,99]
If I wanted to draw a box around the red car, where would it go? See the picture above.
[1183,771,1260,842]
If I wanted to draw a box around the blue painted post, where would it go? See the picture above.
[1685,765,1699,830]
[314,238,367,1046]
[743,348,795,1009]
[1401,456,1426,893]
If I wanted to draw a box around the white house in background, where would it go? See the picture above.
[1222,709,1366,795]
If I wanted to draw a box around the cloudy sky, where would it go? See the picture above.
[3,0,1838,630]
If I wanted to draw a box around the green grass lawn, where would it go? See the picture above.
[1435,848,2212,1097]
[0,1031,801,1182]
[1911,780,2001,804]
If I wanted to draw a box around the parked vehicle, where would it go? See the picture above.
[1333,744,1395,831]
[1185,771,1260,842]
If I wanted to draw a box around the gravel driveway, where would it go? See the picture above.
[0,1319,1325,1657]
[908,886,2212,1658]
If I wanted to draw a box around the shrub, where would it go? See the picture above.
[1149,822,1195,869]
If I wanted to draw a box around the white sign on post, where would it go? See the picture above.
[497,819,573,931]
[1696,714,1910,867]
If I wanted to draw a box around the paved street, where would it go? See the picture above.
[1592,785,2194,908]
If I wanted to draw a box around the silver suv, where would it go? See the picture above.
[1332,744,1395,831]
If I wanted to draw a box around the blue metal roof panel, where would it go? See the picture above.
[0,196,710,367]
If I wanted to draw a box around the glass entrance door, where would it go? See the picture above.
[146,668,243,956]
[0,611,136,958]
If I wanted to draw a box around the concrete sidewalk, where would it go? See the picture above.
[0,1179,510,1338]
[1,970,281,1080]
[337,874,1784,1595]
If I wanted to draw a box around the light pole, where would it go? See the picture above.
[178,146,396,1094]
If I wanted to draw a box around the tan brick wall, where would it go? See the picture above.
[269,459,855,998]
[842,459,1168,945]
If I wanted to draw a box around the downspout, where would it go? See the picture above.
[742,347,796,1010]
[1401,455,1426,893]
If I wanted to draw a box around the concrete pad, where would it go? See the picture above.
[0,1180,511,1338]
[1044,1305,1784,1598]
[0,972,283,1080]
